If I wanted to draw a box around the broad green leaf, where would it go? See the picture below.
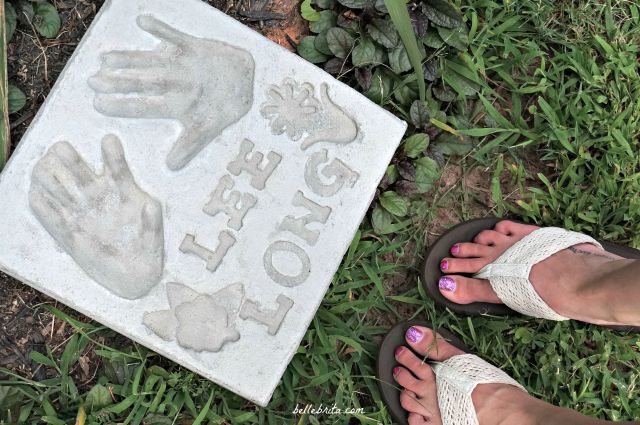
[385,164,399,184]
[309,10,337,33]
[363,69,394,104]
[371,207,393,234]
[403,133,430,158]
[33,2,61,38]
[388,45,412,73]
[436,25,468,51]
[85,384,112,412]
[415,157,440,192]
[374,0,387,13]
[384,0,425,99]
[297,36,330,63]
[379,191,408,217]
[421,0,463,29]
[421,28,444,48]
[15,1,34,26]
[433,86,455,104]
[315,0,336,9]
[367,18,399,48]
[6,3,17,41]
[337,0,371,9]
[326,27,355,59]
[351,35,386,67]
[301,0,321,21]
[423,59,438,81]
[8,84,27,114]
[314,31,333,55]
[409,100,431,128]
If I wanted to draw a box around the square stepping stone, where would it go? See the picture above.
[0,0,406,406]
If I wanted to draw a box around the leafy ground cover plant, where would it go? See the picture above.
[298,0,487,235]
[5,0,61,116]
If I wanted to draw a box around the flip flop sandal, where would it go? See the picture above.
[421,218,640,329]
[377,320,527,425]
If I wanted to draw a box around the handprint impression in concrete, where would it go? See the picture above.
[89,15,255,171]
[29,135,164,300]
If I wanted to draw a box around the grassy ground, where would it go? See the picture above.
[1,0,640,424]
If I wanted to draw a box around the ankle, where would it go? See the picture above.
[474,385,538,425]
[577,259,639,325]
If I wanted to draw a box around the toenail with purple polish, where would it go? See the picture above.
[439,276,456,292]
[406,326,423,344]
[451,244,460,254]
[440,259,449,270]
[395,346,404,356]
[393,367,400,376]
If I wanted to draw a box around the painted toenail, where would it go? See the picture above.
[406,327,423,344]
[395,346,404,357]
[439,276,456,292]
[440,259,449,270]
[393,367,400,376]
[451,244,460,254]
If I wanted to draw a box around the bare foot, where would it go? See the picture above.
[393,326,536,425]
[436,220,634,325]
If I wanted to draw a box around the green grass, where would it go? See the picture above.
[2,0,640,423]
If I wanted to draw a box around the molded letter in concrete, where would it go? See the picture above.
[227,139,282,190]
[304,149,359,197]
[203,174,257,230]
[239,294,293,335]
[180,231,235,272]
[263,240,311,287]
[278,191,331,246]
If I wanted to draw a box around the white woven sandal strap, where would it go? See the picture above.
[473,227,602,320]
[432,354,526,425]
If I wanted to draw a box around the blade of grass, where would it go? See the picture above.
[383,0,425,100]
[0,0,9,171]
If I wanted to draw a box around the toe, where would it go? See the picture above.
[400,390,430,417]
[395,346,435,381]
[440,257,486,273]
[473,229,507,246]
[437,275,502,304]
[450,242,493,258]
[393,366,430,398]
[405,326,464,361]
[493,220,539,237]
[408,412,430,425]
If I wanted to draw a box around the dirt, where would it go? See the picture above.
[3,0,307,381]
